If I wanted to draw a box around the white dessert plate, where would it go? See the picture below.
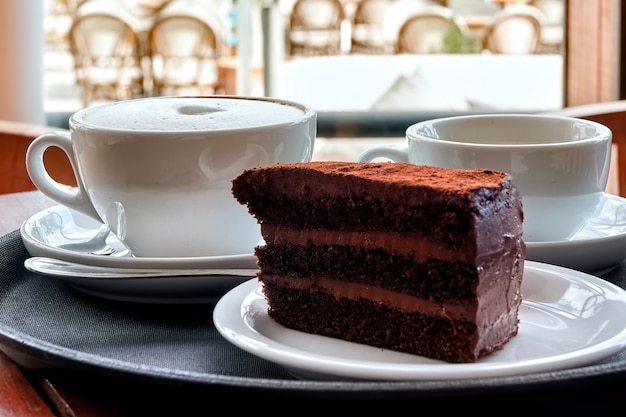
[214,261,626,381]
[20,205,258,304]
[526,193,626,274]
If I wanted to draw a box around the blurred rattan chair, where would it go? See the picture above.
[43,0,76,53]
[531,0,564,53]
[0,121,74,195]
[147,11,223,96]
[350,0,395,54]
[287,0,346,56]
[482,4,545,54]
[68,8,145,106]
[395,5,468,54]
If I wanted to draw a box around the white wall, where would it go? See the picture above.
[275,54,563,112]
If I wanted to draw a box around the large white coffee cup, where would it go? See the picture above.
[358,114,612,242]
[27,96,316,257]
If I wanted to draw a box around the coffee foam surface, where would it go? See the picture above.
[79,97,307,131]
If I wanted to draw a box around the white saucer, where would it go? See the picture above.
[51,271,254,304]
[20,205,258,269]
[20,205,258,304]
[526,193,626,274]
[214,261,626,381]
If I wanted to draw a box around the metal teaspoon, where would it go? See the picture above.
[24,257,259,279]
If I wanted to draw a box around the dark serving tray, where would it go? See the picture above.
[1,229,626,411]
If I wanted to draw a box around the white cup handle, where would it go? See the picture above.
[26,132,101,221]
[357,145,409,163]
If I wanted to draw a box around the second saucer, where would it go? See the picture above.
[526,192,626,274]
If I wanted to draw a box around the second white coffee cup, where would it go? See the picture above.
[358,114,612,242]
[26,96,316,257]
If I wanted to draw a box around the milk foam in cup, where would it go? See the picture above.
[26,96,316,257]
[358,114,612,242]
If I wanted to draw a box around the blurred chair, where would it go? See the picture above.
[0,121,74,195]
[530,0,564,53]
[147,11,223,96]
[350,0,395,54]
[482,4,545,54]
[395,5,469,54]
[68,8,145,106]
[43,0,76,53]
[287,0,346,56]
[548,101,626,198]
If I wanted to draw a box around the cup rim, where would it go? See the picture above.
[69,95,317,133]
[405,113,612,147]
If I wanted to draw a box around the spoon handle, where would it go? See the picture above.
[24,257,259,279]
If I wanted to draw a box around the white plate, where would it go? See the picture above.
[526,193,626,274]
[20,205,258,304]
[214,261,626,381]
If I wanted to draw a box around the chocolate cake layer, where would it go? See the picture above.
[232,162,522,248]
[256,244,502,302]
[261,279,519,363]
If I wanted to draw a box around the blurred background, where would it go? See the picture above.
[2,0,620,157]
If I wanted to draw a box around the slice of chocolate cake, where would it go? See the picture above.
[231,161,525,363]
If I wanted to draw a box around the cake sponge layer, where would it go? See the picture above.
[262,279,519,364]
[232,161,521,248]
